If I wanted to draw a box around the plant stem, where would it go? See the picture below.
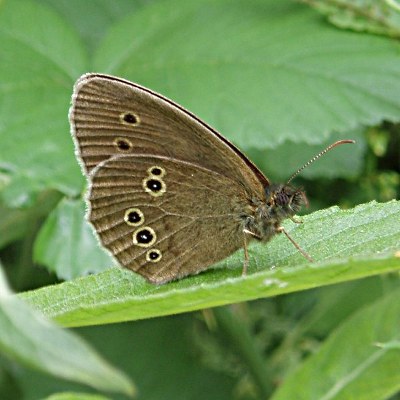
[213,306,272,398]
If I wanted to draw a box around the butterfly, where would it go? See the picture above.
[69,73,353,284]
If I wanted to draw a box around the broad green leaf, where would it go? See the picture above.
[299,0,400,39]
[34,197,115,280]
[96,0,400,149]
[0,0,85,206]
[1,0,399,207]
[39,0,149,53]
[254,129,365,182]
[271,290,400,400]
[21,200,400,326]
[0,268,135,396]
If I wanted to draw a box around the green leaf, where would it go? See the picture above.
[0,268,135,396]
[1,0,400,207]
[21,200,400,326]
[376,340,400,350]
[0,191,61,248]
[39,0,146,53]
[295,277,393,338]
[0,266,12,296]
[271,289,400,400]
[254,129,365,182]
[17,316,235,400]
[44,393,111,400]
[34,197,115,280]
[299,0,400,39]
[96,0,400,149]
[0,0,85,206]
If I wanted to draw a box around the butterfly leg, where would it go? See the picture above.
[242,229,262,276]
[276,226,313,262]
[243,231,250,276]
[290,216,303,224]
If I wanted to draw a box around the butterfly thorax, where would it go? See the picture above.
[245,184,306,242]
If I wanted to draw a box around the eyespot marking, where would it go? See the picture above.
[146,179,162,191]
[148,166,166,177]
[142,177,166,197]
[114,137,132,151]
[124,208,144,227]
[133,227,156,247]
[120,112,139,125]
[146,249,162,263]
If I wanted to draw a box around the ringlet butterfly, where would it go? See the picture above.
[69,73,354,284]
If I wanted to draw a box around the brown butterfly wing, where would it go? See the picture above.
[69,73,268,196]
[88,155,250,283]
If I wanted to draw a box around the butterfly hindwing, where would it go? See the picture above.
[88,154,250,283]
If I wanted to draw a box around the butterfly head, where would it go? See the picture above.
[262,139,356,224]
[264,183,307,221]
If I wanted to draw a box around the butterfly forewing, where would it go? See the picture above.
[88,155,249,283]
[70,74,268,194]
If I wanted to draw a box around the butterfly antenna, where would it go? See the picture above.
[286,139,355,185]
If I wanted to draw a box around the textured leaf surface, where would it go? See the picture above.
[1,0,399,205]
[21,201,400,326]
[96,0,400,149]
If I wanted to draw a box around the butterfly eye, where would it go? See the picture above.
[114,137,132,151]
[120,112,140,125]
